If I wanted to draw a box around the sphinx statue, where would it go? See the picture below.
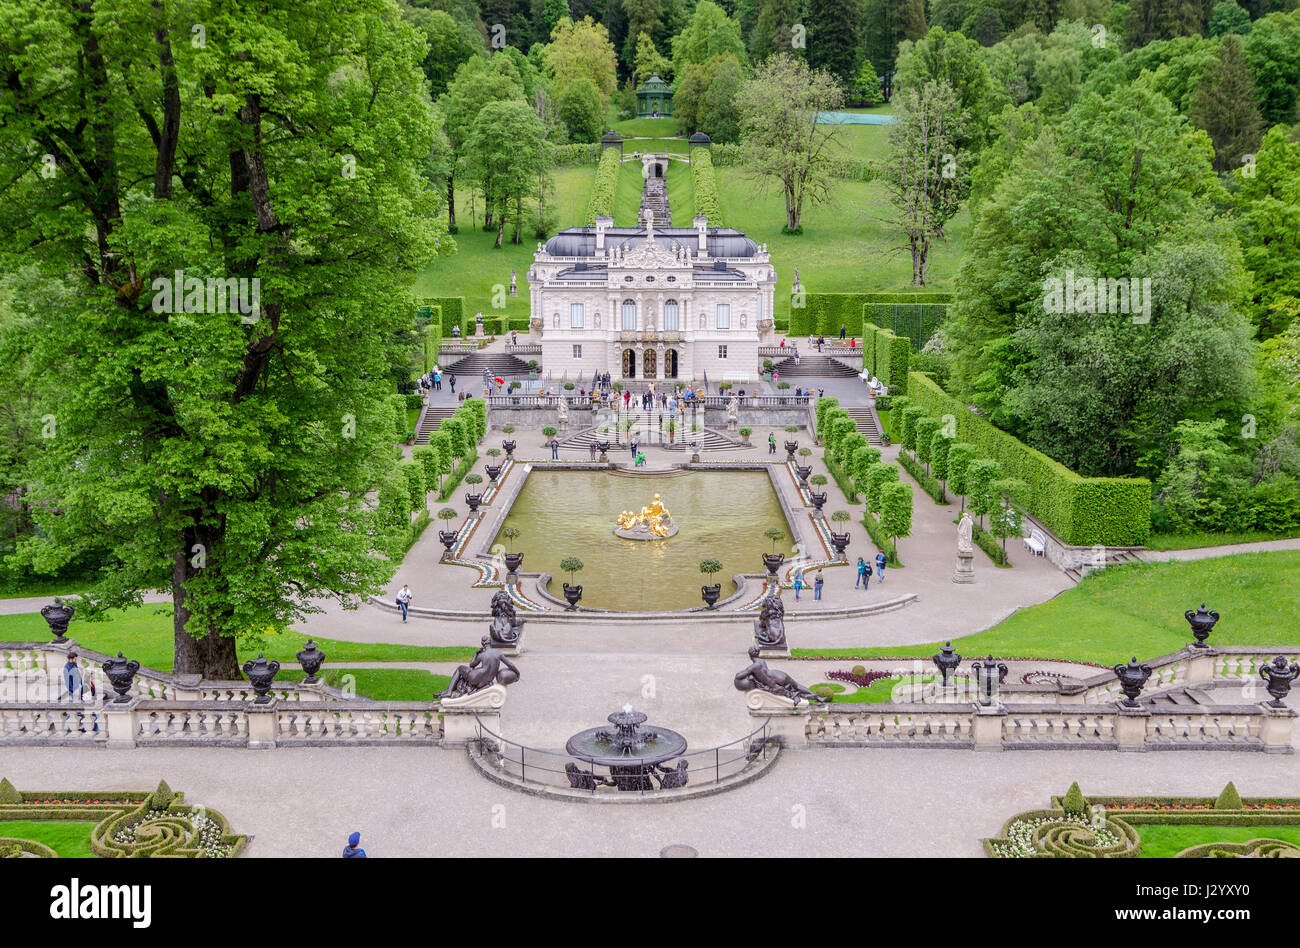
[488,589,525,646]
[733,646,824,705]
[752,592,787,649]
[438,635,521,698]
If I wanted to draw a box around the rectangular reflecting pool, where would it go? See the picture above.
[495,469,793,611]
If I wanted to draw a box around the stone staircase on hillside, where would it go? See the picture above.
[439,351,531,379]
[773,355,858,378]
[413,405,458,445]
[1063,549,1139,584]
[844,406,884,446]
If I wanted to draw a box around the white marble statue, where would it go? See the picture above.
[727,393,739,424]
[557,397,569,428]
[958,511,974,554]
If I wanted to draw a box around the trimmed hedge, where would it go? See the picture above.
[789,292,876,337]
[506,316,531,332]
[691,148,723,225]
[906,373,1151,546]
[583,147,620,226]
[555,142,600,165]
[423,297,464,336]
[874,326,911,395]
[972,519,1010,567]
[861,510,901,566]
[823,452,860,503]
[438,452,479,501]
[898,449,947,505]
[864,301,948,350]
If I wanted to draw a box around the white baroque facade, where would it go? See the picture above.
[527,215,776,384]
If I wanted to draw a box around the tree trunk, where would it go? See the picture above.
[512,192,522,244]
[484,189,494,230]
[495,202,504,248]
[447,171,456,230]
[171,542,240,679]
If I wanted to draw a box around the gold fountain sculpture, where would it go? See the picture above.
[616,494,673,538]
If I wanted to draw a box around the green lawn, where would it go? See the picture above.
[610,116,682,139]
[0,821,97,857]
[1144,530,1300,551]
[613,157,645,226]
[793,552,1300,665]
[1137,824,1300,858]
[0,607,476,673]
[277,667,450,701]
[665,159,693,226]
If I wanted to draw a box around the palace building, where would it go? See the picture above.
[527,214,776,385]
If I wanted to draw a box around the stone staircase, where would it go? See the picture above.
[773,355,858,378]
[559,419,748,451]
[844,406,884,446]
[1063,549,1139,584]
[440,350,531,379]
[640,169,668,225]
[413,405,458,445]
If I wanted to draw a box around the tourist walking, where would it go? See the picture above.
[396,584,412,622]
[793,571,804,600]
[794,348,800,366]
[840,324,847,340]
[855,557,871,590]
[433,370,441,391]
[629,437,638,460]
[342,832,367,858]
[876,551,887,584]
[814,571,824,601]
[449,374,457,393]
[589,440,598,461]
[768,432,776,454]
[550,437,559,460]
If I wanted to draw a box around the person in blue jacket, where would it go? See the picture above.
[342,832,367,858]
[876,551,887,584]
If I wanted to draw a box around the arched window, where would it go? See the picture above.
[622,299,636,331]
[663,299,679,331]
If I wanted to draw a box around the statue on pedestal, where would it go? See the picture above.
[954,511,975,584]
[488,589,525,646]
[509,269,518,297]
[792,266,801,291]
[752,592,787,649]
[557,396,568,431]
[438,635,520,698]
[734,646,824,704]
[726,393,739,431]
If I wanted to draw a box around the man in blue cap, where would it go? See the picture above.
[342,832,367,858]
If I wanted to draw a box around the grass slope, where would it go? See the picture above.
[613,157,645,226]
[0,608,476,673]
[793,552,1300,665]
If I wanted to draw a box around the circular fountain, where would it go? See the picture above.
[565,704,688,791]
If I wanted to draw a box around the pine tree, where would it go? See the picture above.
[1190,35,1263,172]
[751,0,802,60]
[806,0,861,86]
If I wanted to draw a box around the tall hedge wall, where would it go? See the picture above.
[691,148,724,225]
[583,148,620,226]
[788,293,876,337]
[863,302,949,350]
[907,373,1151,546]
[423,296,464,336]
[873,327,910,395]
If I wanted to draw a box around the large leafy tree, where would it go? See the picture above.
[439,56,526,231]
[466,101,551,246]
[0,0,447,677]
[750,0,803,61]
[947,80,1255,476]
[670,1,746,77]
[861,0,927,74]
[1242,10,1300,127]
[806,0,860,87]
[544,16,619,106]
[736,52,842,230]
[1235,126,1300,338]
[895,26,995,149]
[1189,34,1263,173]
[400,5,482,98]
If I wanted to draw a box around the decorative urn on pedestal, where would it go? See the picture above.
[1184,603,1219,648]
[485,464,502,483]
[296,640,326,684]
[1260,656,1300,707]
[242,653,281,703]
[808,491,827,513]
[784,441,799,461]
[102,652,141,703]
[563,583,583,610]
[793,464,812,482]
[701,584,721,609]
[932,642,962,687]
[761,552,785,577]
[1113,656,1153,708]
[971,655,1008,706]
[502,440,516,458]
[596,441,611,463]
[41,600,76,644]
[465,492,483,513]
[828,532,850,558]
[438,530,459,554]
[504,552,525,574]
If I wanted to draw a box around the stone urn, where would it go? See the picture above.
[296,640,326,684]
[1260,656,1300,708]
[502,440,516,458]
[438,530,459,554]
[504,552,525,574]
[41,601,76,644]
[485,464,502,483]
[102,652,141,703]
[1184,603,1219,648]
[761,552,785,577]
[242,653,281,703]
[465,492,483,513]
[971,655,1008,706]
[701,583,721,609]
[793,464,812,482]
[1112,656,1152,708]
[932,642,961,686]
[596,441,610,463]
[784,441,799,461]
[563,583,583,610]
[809,491,827,513]
[828,531,851,558]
